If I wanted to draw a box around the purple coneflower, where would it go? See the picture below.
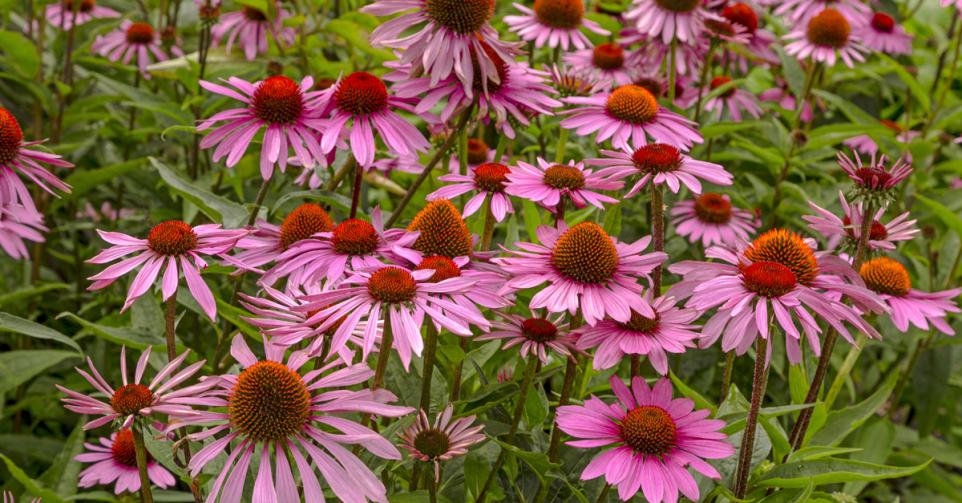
[556,376,734,502]
[859,11,912,55]
[295,265,482,368]
[575,295,700,374]
[624,0,713,45]
[476,313,577,364]
[772,0,870,26]
[704,76,762,122]
[91,20,172,79]
[428,162,514,222]
[231,202,334,272]
[314,72,430,168]
[505,0,609,50]
[0,108,72,212]
[57,346,204,430]
[0,202,46,260]
[590,143,732,196]
[211,4,296,60]
[562,85,702,150]
[86,221,247,319]
[496,221,667,325]
[860,257,961,334]
[505,157,622,211]
[804,192,918,251]
[77,429,176,494]
[759,81,814,123]
[563,43,640,90]
[670,193,758,247]
[174,335,413,503]
[784,8,867,68]
[399,404,486,481]
[198,75,326,180]
[669,229,885,364]
[838,151,912,200]
[46,0,119,30]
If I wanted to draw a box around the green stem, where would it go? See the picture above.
[370,312,394,391]
[418,324,439,412]
[246,176,273,227]
[480,195,497,251]
[888,330,937,420]
[720,350,735,403]
[733,337,770,499]
[693,41,717,123]
[349,157,363,219]
[164,293,178,362]
[387,106,473,227]
[650,183,665,296]
[475,357,539,503]
[554,127,569,163]
[667,38,678,103]
[132,423,155,503]
[823,333,867,410]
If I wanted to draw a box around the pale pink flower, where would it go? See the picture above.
[504,0,609,49]
[563,43,641,89]
[804,192,918,251]
[46,0,119,30]
[505,157,622,212]
[784,8,867,68]
[0,108,72,212]
[670,193,758,247]
[859,257,961,335]
[476,313,576,364]
[589,143,732,196]
[0,202,46,260]
[428,162,514,222]
[859,11,912,54]
[77,429,176,494]
[211,4,296,60]
[625,0,714,45]
[399,404,485,481]
[703,76,762,122]
[91,21,173,79]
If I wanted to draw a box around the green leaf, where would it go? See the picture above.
[58,312,165,350]
[787,446,863,462]
[0,31,39,77]
[216,298,260,340]
[0,283,70,309]
[701,121,764,140]
[0,453,68,503]
[272,189,352,213]
[0,350,79,394]
[494,440,559,484]
[143,424,188,479]
[775,45,806,100]
[521,200,542,242]
[876,53,931,112]
[807,370,897,447]
[757,480,814,503]
[844,418,895,496]
[756,458,931,488]
[151,157,248,228]
[325,19,394,61]
[669,371,716,414]
[38,422,86,497]
[0,312,81,353]
[917,194,962,239]
[54,158,147,209]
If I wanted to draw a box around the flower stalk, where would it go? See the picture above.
[132,422,155,503]
[733,336,769,499]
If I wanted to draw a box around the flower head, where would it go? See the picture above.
[670,193,758,247]
[496,221,667,325]
[575,296,700,374]
[408,199,475,258]
[562,85,703,150]
[57,346,205,430]
[589,143,732,196]
[625,0,714,45]
[556,376,734,502]
[477,313,577,364]
[563,43,641,90]
[92,20,174,78]
[772,0,870,27]
[547,63,603,97]
[315,71,430,167]
[77,428,176,494]
[860,257,961,334]
[505,157,623,211]
[46,0,119,30]
[86,221,247,319]
[505,0,610,50]
[428,162,514,222]
[399,404,485,481]
[0,108,73,212]
[858,11,912,54]
[838,151,912,204]
[211,4,296,60]
[231,202,335,272]
[804,192,918,252]
[199,75,326,180]
[704,76,762,122]
[784,8,867,67]
[174,335,413,503]
[0,201,47,260]
[669,229,886,364]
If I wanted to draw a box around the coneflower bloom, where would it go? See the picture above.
[496,221,668,325]
[86,221,247,319]
[556,376,734,502]
[772,0,870,26]
[211,4,295,60]
[261,208,420,288]
[562,85,702,150]
[399,404,486,481]
[704,76,762,121]
[408,254,508,332]
[505,157,622,211]
[476,313,576,364]
[626,31,705,77]
[428,162,514,222]
[314,71,430,168]
[395,49,561,139]
[838,151,912,202]
[563,43,640,89]
[859,257,961,335]
[231,202,334,272]
[589,144,732,196]
[670,193,758,247]
[784,8,867,67]
[669,229,885,364]
[759,80,814,123]
[239,284,377,362]
[0,108,72,211]
[198,75,326,180]
[408,199,478,260]
[858,11,912,54]
[296,265,483,368]
[174,335,413,503]
[362,0,518,97]
[91,20,171,79]
[575,296,699,374]
[720,2,778,67]
[77,429,176,494]
[804,192,918,251]
[547,63,603,97]
[505,0,609,49]
[625,0,714,44]
[46,0,119,30]
[0,202,46,260]
[57,346,204,430]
